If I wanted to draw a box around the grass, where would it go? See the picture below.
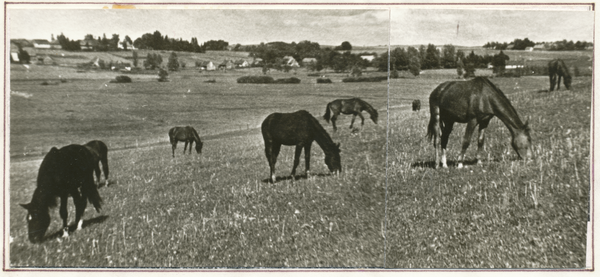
[7,59,591,268]
[386,75,591,268]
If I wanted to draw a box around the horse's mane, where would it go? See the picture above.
[188,126,202,142]
[305,112,338,153]
[354,98,378,118]
[477,77,529,130]
[34,147,60,209]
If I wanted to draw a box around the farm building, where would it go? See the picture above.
[360,55,376,62]
[32,39,51,49]
[199,61,216,71]
[50,40,62,49]
[79,39,98,51]
[37,55,54,65]
[505,60,524,69]
[533,44,546,51]
[252,58,264,66]
[10,42,20,63]
[302,57,317,66]
[234,59,249,68]
[118,41,135,50]
[283,56,299,67]
[525,47,534,51]
[219,60,235,70]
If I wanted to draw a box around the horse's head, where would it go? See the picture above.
[325,143,342,174]
[512,124,532,160]
[564,75,572,90]
[20,203,50,243]
[195,141,203,154]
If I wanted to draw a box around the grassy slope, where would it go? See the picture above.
[9,69,388,267]
[386,76,591,268]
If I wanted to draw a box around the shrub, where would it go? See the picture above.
[317,78,332,84]
[110,75,132,83]
[307,73,322,77]
[158,68,170,82]
[342,76,387,83]
[237,76,274,84]
[204,79,216,83]
[274,77,301,84]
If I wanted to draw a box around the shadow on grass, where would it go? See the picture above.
[43,215,109,242]
[261,173,332,184]
[411,159,480,169]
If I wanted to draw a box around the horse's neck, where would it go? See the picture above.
[311,120,336,154]
[491,97,526,136]
[31,188,53,211]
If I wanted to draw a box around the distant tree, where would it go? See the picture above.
[340,41,352,51]
[144,53,163,69]
[110,34,120,51]
[167,52,180,71]
[441,44,456,68]
[424,44,441,69]
[122,35,133,50]
[492,50,510,74]
[158,67,169,82]
[351,65,362,77]
[132,51,139,67]
[407,47,421,76]
[456,58,464,78]
[17,45,30,64]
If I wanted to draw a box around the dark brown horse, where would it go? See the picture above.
[84,140,109,186]
[168,126,203,158]
[548,59,572,91]
[427,77,532,168]
[20,145,103,243]
[412,99,421,111]
[262,110,341,183]
[323,98,378,131]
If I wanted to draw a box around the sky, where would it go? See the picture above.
[391,8,594,46]
[8,8,390,47]
[8,4,595,47]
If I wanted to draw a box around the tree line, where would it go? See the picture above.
[483,38,593,51]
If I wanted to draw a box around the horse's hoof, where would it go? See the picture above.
[457,163,464,169]
[62,231,69,238]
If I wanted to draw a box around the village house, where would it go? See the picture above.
[199,61,216,71]
[302,57,317,66]
[79,39,98,51]
[32,39,51,49]
[218,60,235,70]
[360,55,376,62]
[234,59,249,68]
[282,56,299,67]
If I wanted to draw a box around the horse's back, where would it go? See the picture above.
[262,110,313,145]
[430,78,500,122]
[38,145,95,189]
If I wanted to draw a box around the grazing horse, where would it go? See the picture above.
[20,145,103,243]
[548,59,572,91]
[412,99,421,112]
[169,126,203,158]
[84,140,109,186]
[323,98,378,131]
[427,77,532,168]
[262,110,342,183]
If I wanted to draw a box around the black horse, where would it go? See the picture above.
[323,98,378,131]
[168,126,203,158]
[20,144,103,243]
[412,99,421,111]
[548,59,572,91]
[262,110,342,183]
[427,77,532,168]
[84,140,109,186]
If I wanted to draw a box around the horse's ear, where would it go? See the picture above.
[20,203,32,210]
[336,143,341,152]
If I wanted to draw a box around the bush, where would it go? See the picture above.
[204,79,216,83]
[307,73,322,77]
[110,75,132,83]
[40,81,59,86]
[274,77,301,84]
[342,76,387,83]
[317,78,332,83]
[237,76,274,84]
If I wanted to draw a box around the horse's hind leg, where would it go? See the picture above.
[549,75,556,91]
[331,115,338,132]
[171,142,177,158]
[358,113,365,127]
[457,119,478,168]
[265,142,281,183]
[350,114,357,129]
[101,156,109,184]
[71,189,87,231]
[557,75,562,90]
[59,195,69,237]
[183,141,189,154]
[304,143,311,176]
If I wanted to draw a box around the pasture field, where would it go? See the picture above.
[9,67,388,267]
[386,75,591,268]
[7,61,591,268]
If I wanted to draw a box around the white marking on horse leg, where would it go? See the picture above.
[457,162,464,169]
[441,152,448,168]
[77,219,83,231]
[62,227,69,238]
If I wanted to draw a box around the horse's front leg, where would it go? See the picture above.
[188,141,194,154]
[458,119,478,168]
[59,195,69,237]
[440,121,455,168]
[291,145,303,178]
[549,74,556,91]
[557,75,562,90]
[476,120,490,165]
[304,143,311,176]
[183,141,189,154]
[171,142,177,157]
[265,142,281,183]
[358,113,365,127]
[350,114,357,129]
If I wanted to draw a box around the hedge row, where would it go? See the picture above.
[342,76,388,83]
[317,78,332,83]
[237,76,301,84]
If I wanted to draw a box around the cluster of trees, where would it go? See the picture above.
[133,31,203,52]
[484,38,593,51]
[56,33,81,51]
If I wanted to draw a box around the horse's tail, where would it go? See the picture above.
[427,105,438,142]
[323,102,332,123]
